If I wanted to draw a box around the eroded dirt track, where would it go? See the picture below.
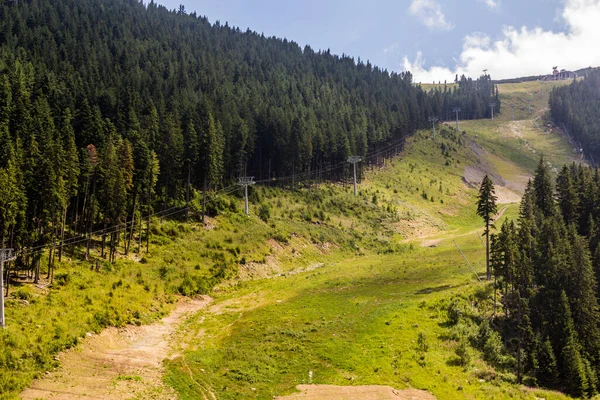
[276,385,437,400]
[20,296,211,400]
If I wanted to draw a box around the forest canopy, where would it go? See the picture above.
[0,0,499,256]
[550,68,600,160]
[491,159,600,396]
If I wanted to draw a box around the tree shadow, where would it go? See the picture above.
[446,356,464,367]
[414,285,453,295]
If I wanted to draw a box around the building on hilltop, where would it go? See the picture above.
[541,66,577,81]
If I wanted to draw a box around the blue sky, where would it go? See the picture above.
[155,0,600,81]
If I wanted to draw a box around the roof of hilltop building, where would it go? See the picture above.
[541,67,577,81]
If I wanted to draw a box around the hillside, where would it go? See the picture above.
[1,79,585,400]
[0,2,594,399]
[550,68,600,162]
[0,0,504,292]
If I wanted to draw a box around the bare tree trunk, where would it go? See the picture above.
[202,176,207,226]
[126,191,138,255]
[80,191,88,235]
[186,164,190,222]
[73,192,80,234]
[516,301,522,384]
[46,238,54,280]
[101,221,107,259]
[5,263,9,297]
[34,255,40,284]
[110,232,116,264]
[86,181,97,260]
[58,207,67,262]
[86,219,91,261]
[1,236,7,297]
[137,207,143,254]
[486,222,490,280]
[146,212,150,254]
[50,236,56,285]
[113,231,117,263]
[292,162,296,192]
[109,232,113,263]
[162,178,168,224]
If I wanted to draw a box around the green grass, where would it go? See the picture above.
[2,134,467,398]
[165,238,569,399]
[163,79,585,400]
[1,79,586,399]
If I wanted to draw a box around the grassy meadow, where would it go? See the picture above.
[165,240,569,400]
[163,80,585,400]
[1,79,585,400]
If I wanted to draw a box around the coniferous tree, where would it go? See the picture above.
[556,165,579,226]
[516,182,537,295]
[490,158,600,395]
[556,291,589,397]
[0,0,500,274]
[206,112,224,189]
[0,161,24,246]
[538,337,559,388]
[477,175,498,280]
[565,227,600,362]
[550,68,600,161]
[533,157,555,217]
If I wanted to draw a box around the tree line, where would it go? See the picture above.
[0,0,499,271]
[490,158,600,396]
[549,68,600,161]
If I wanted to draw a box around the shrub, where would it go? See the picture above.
[272,229,290,244]
[417,332,429,353]
[228,199,238,213]
[210,262,236,280]
[482,329,504,365]
[302,208,312,221]
[447,297,469,325]
[55,272,71,286]
[158,265,171,279]
[178,273,212,296]
[178,275,196,296]
[12,286,33,301]
[206,193,230,216]
[258,203,271,222]
[455,341,471,367]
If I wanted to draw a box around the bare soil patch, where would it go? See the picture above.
[238,255,282,280]
[420,238,442,248]
[20,296,212,400]
[463,140,522,204]
[267,238,285,251]
[464,163,521,203]
[494,185,521,204]
[276,384,437,400]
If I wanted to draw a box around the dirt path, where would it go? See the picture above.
[20,296,212,400]
[417,205,509,248]
[276,385,436,400]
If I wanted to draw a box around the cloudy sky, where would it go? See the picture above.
[155,0,600,82]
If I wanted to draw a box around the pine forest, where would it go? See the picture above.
[0,0,498,266]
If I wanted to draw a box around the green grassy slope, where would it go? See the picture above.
[0,128,474,399]
[163,81,584,400]
[3,79,583,400]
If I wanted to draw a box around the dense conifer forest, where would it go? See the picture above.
[550,68,600,160]
[490,159,600,396]
[0,0,498,269]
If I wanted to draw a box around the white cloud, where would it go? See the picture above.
[463,32,491,49]
[403,0,600,82]
[478,0,500,10]
[384,43,400,54]
[408,0,454,31]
